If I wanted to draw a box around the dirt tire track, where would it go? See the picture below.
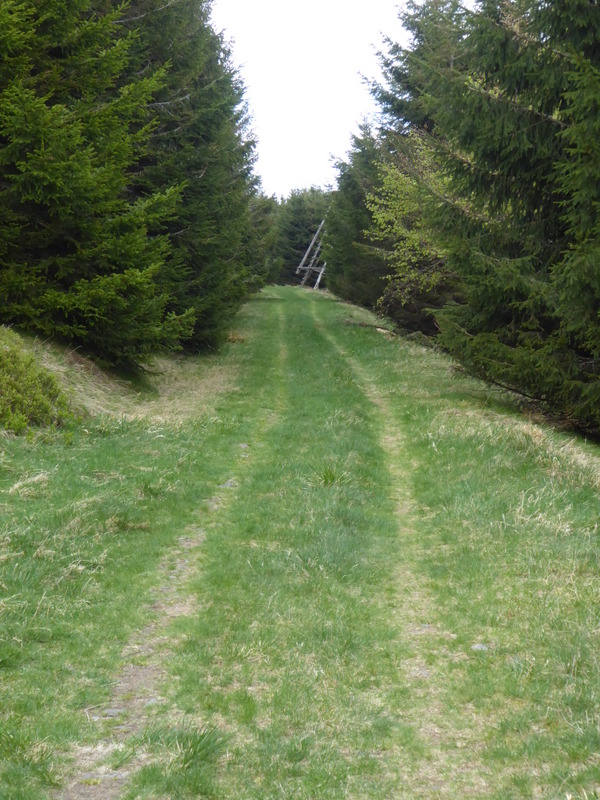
[54,305,290,800]
[309,295,495,797]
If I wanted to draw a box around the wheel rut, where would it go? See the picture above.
[308,296,494,797]
[55,306,290,800]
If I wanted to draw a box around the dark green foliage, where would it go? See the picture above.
[244,194,284,286]
[0,327,71,434]
[376,0,600,430]
[551,51,600,425]
[0,1,193,367]
[323,125,390,309]
[0,0,265,366]
[121,0,261,350]
[274,188,330,285]
[374,0,466,136]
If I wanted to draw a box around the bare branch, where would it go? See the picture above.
[147,94,191,108]
[116,0,183,24]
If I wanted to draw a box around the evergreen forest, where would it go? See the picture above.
[1,0,599,432]
[321,0,600,434]
[2,5,600,794]
[0,0,269,368]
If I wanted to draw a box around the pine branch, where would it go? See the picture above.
[463,77,565,129]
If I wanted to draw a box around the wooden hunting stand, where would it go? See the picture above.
[296,220,326,289]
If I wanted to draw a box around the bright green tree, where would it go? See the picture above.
[366,134,457,334]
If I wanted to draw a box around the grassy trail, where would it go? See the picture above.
[2,287,600,799]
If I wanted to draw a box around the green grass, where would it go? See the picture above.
[1,287,600,799]
[0,326,72,433]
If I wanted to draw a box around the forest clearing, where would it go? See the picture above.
[1,287,600,799]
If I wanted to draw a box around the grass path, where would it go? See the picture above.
[314,299,494,796]
[2,287,600,799]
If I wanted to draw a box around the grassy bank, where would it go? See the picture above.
[1,287,599,799]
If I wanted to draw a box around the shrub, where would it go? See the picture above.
[0,328,71,434]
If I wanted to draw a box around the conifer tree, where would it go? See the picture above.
[546,7,600,424]
[323,125,389,309]
[275,189,330,285]
[121,0,261,349]
[366,134,457,334]
[376,0,600,429]
[243,194,283,286]
[0,0,192,367]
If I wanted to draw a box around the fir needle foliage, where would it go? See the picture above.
[121,0,262,350]
[372,0,600,428]
[323,125,390,310]
[366,133,459,334]
[0,0,191,367]
[328,0,600,432]
[0,0,266,368]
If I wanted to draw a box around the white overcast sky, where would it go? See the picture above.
[209,1,406,198]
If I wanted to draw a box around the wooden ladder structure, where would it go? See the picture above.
[296,220,326,289]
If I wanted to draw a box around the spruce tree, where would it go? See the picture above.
[274,189,330,285]
[0,0,192,367]
[121,0,261,349]
[242,194,283,286]
[366,134,458,334]
[324,125,389,309]
[376,0,600,429]
[548,8,600,425]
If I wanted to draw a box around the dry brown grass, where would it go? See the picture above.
[24,339,239,423]
[429,406,600,488]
